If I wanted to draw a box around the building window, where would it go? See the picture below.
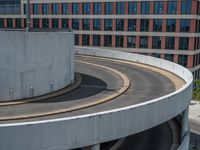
[116,19,124,31]
[181,1,191,14]
[141,1,150,14]
[72,3,79,14]
[24,4,27,14]
[62,3,69,14]
[140,19,149,32]
[33,4,40,14]
[151,53,160,58]
[62,19,69,28]
[0,18,4,28]
[33,19,39,28]
[93,19,101,31]
[165,37,175,49]
[7,18,13,28]
[93,35,101,46]
[116,36,124,47]
[152,36,161,49]
[42,19,49,28]
[116,2,125,14]
[93,2,101,14]
[166,19,176,32]
[42,3,49,14]
[72,19,79,30]
[180,19,190,32]
[167,1,177,14]
[165,54,174,62]
[140,36,148,48]
[104,35,112,47]
[0,2,20,15]
[128,19,136,31]
[82,35,90,46]
[104,19,112,31]
[153,19,162,32]
[105,2,113,14]
[127,36,136,48]
[52,3,59,14]
[128,2,137,14]
[179,37,189,50]
[82,19,90,30]
[15,18,21,28]
[24,19,26,28]
[83,3,90,14]
[178,55,188,67]
[75,34,79,45]
[52,19,58,28]
[154,1,163,14]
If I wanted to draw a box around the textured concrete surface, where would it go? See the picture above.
[0,52,191,150]
[0,31,74,100]
[189,100,200,149]
[0,56,175,123]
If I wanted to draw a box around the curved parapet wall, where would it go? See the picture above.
[0,47,192,150]
[0,31,74,101]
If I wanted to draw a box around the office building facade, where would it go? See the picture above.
[0,0,200,78]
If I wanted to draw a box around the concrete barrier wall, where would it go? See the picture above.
[0,31,74,100]
[0,47,192,150]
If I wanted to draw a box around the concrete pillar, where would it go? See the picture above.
[82,144,100,150]
[181,107,189,141]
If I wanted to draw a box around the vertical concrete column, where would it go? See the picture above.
[89,34,93,46]
[174,54,178,63]
[4,18,7,28]
[161,36,166,50]
[187,55,194,68]
[125,2,128,15]
[90,19,93,31]
[175,37,179,50]
[58,3,62,29]
[69,3,72,14]
[148,36,152,49]
[136,36,140,48]
[80,3,83,15]
[29,4,33,28]
[191,0,197,15]
[100,35,104,47]
[137,1,141,14]
[79,34,83,46]
[189,37,195,51]
[190,20,196,33]
[39,19,43,29]
[49,3,52,15]
[149,19,153,32]
[49,3,52,29]
[163,1,167,14]
[181,107,189,141]
[90,2,93,15]
[68,3,72,29]
[124,36,127,48]
[39,4,43,29]
[13,18,16,28]
[82,144,100,150]
[177,1,181,15]
[112,35,116,47]
[150,1,154,15]
[160,54,165,59]
[101,2,105,45]
[21,18,25,28]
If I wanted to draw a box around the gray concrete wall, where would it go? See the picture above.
[0,31,74,101]
[0,47,192,150]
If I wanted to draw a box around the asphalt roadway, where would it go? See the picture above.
[0,55,178,149]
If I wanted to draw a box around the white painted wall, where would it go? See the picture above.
[0,47,192,150]
[0,31,74,101]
